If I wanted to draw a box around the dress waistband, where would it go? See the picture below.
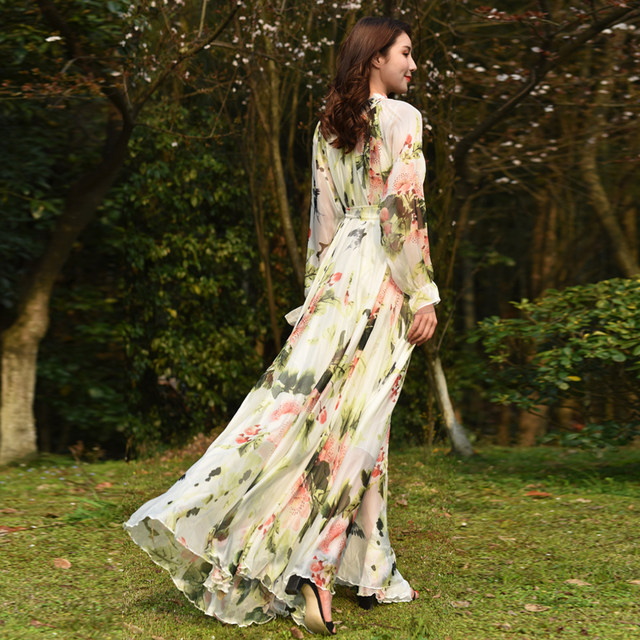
[344,205,380,221]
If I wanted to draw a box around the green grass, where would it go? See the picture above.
[1,443,639,640]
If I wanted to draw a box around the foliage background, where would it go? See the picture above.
[1,0,639,457]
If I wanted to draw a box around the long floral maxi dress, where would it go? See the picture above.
[124,94,440,630]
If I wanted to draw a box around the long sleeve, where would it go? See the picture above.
[379,104,440,314]
[305,123,345,296]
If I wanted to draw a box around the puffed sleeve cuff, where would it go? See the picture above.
[409,282,441,315]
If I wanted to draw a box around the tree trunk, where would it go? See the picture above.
[496,405,511,446]
[0,115,133,464]
[581,139,640,277]
[425,346,474,457]
[0,323,44,463]
[579,36,640,278]
[517,403,549,447]
[265,56,305,288]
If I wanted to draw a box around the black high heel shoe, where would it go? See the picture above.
[285,575,336,636]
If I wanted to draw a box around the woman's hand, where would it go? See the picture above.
[407,304,437,346]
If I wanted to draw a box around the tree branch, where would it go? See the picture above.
[453,3,640,184]
[133,3,239,116]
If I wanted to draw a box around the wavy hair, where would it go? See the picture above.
[320,16,412,152]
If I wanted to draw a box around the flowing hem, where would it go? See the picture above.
[125,514,414,629]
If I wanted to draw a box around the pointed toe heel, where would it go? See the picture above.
[288,577,334,636]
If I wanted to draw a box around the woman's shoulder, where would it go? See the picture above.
[376,96,422,125]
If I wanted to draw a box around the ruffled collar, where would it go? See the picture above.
[369,92,387,102]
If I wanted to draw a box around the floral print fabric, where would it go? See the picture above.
[124,95,440,630]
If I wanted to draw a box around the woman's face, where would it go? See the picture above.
[373,32,417,95]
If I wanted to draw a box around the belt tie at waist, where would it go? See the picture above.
[344,206,380,221]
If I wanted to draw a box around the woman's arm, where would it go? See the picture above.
[305,124,344,296]
[379,102,440,344]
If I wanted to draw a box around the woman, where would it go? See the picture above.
[125,16,439,636]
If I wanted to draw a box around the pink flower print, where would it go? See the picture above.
[310,555,326,588]
[380,207,390,223]
[404,133,413,148]
[308,286,325,314]
[332,438,351,476]
[245,424,260,436]
[257,513,276,537]
[421,236,431,263]
[382,222,392,237]
[347,355,360,379]
[286,483,312,532]
[266,416,295,445]
[370,139,381,166]
[328,272,342,286]
[390,373,402,402]
[318,407,328,424]
[235,423,261,444]
[271,400,302,420]
[177,536,187,546]
[319,519,348,554]
[267,401,302,444]
[393,165,417,196]
[343,289,350,305]
[288,312,310,346]
[318,434,338,463]
[371,445,386,478]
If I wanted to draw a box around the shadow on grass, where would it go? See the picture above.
[451,445,640,493]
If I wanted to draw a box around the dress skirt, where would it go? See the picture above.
[124,207,419,629]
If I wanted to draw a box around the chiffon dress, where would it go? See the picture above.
[124,93,440,630]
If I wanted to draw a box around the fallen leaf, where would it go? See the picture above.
[95,481,113,491]
[573,498,591,503]
[30,619,54,628]
[0,525,27,535]
[498,536,516,542]
[524,603,550,612]
[450,600,471,608]
[290,626,304,639]
[565,579,591,586]
[0,508,19,514]
[395,496,408,507]
[151,636,166,640]
[525,491,552,499]
[627,579,640,585]
[495,622,512,630]
[123,622,144,634]
[484,593,496,598]
[53,558,71,569]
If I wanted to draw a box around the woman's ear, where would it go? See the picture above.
[371,52,383,69]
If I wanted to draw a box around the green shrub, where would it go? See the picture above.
[469,277,640,446]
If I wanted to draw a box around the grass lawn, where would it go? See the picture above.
[1,441,638,640]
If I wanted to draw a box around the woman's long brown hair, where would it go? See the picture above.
[320,16,412,153]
